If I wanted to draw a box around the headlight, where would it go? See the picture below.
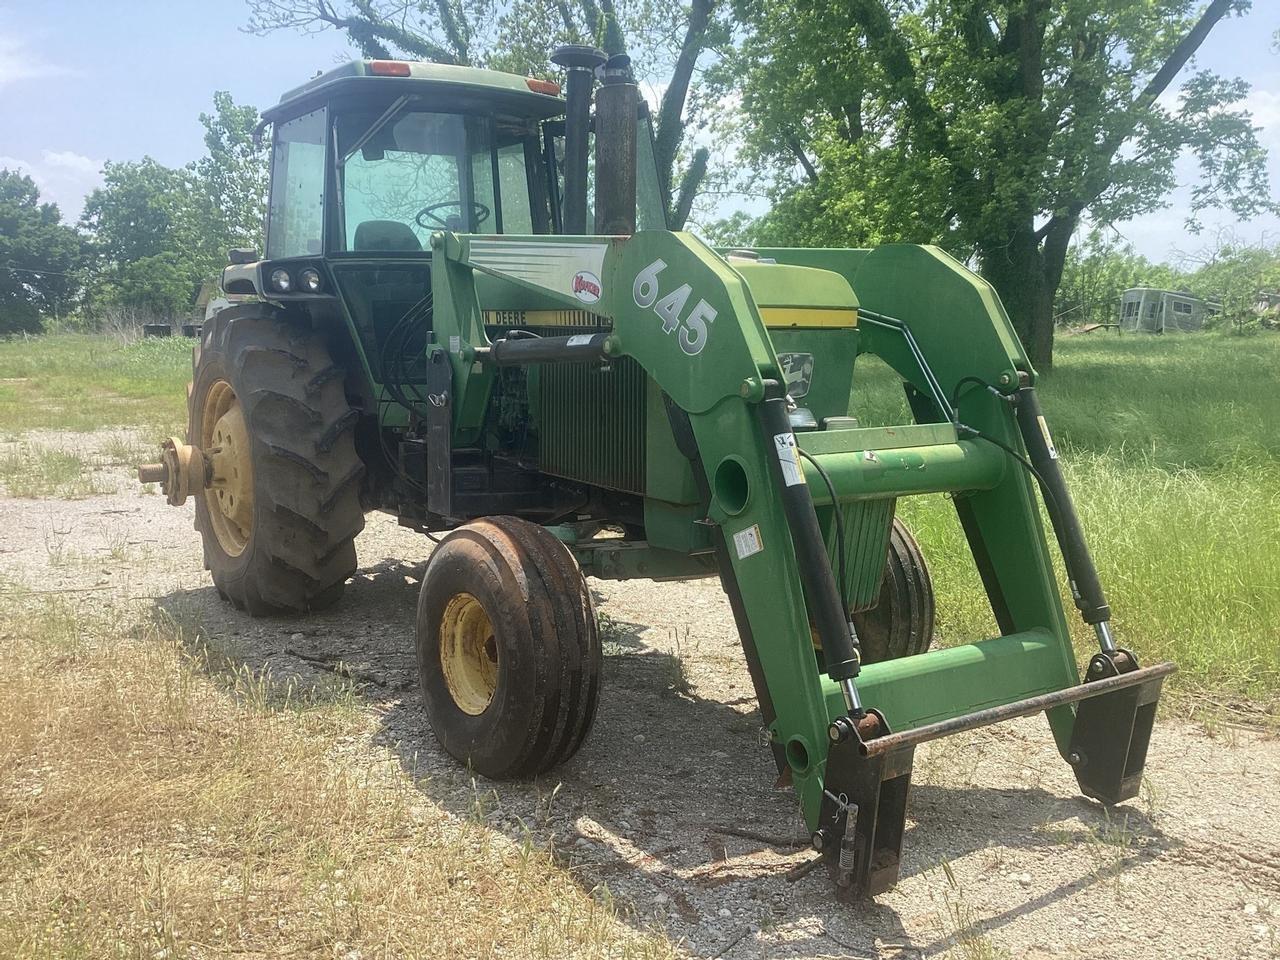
[269,268,292,293]
[299,268,322,293]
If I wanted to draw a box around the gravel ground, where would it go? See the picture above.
[2,430,1278,959]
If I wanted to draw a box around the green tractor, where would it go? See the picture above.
[140,51,1172,899]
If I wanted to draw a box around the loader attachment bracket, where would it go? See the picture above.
[1068,650,1166,805]
[814,656,1174,899]
[815,710,914,901]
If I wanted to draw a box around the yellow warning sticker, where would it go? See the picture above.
[1037,415,1059,460]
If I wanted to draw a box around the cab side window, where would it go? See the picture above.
[267,108,327,258]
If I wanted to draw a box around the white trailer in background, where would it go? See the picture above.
[1119,287,1219,333]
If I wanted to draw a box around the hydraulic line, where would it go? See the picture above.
[852,308,1117,654]
[759,380,865,714]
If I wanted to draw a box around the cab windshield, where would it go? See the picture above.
[332,102,545,252]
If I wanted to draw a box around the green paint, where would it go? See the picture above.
[424,229,1094,830]
[730,260,859,310]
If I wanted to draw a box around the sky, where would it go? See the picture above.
[2,1,1279,266]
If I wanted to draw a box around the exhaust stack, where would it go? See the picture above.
[551,44,607,235]
[594,54,639,235]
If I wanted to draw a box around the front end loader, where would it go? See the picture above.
[140,51,1171,899]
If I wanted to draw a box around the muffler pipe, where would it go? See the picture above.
[594,54,638,235]
[551,44,606,235]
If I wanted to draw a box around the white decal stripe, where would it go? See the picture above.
[467,242,609,297]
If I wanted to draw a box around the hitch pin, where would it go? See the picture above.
[1094,621,1117,655]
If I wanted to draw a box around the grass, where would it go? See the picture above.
[2,329,1276,704]
[854,333,1280,707]
[0,591,676,959]
[0,445,113,499]
[0,333,191,437]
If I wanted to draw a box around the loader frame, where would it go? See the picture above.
[427,229,1170,894]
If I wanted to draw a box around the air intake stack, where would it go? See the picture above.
[551,44,607,234]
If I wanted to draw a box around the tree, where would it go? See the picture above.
[1178,229,1280,329]
[81,158,199,266]
[726,0,1274,366]
[0,170,84,335]
[79,93,266,318]
[244,0,725,227]
[195,91,269,256]
[1055,230,1178,328]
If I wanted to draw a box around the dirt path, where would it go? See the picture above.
[2,431,1277,959]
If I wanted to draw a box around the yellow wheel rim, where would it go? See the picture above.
[200,379,254,557]
[439,593,500,715]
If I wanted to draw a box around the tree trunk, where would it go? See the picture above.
[978,226,1055,370]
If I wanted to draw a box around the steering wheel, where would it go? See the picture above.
[415,200,492,230]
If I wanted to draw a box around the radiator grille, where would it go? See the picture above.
[823,498,896,611]
[484,317,647,496]
[536,355,647,495]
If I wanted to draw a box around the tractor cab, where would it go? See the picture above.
[254,57,665,260]
[225,55,665,414]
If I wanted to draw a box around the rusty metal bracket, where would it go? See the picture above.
[857,660,1176,759]
[814,710,914,900]
[138,438,208,507]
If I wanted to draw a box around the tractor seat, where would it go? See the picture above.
[353,220,422,252]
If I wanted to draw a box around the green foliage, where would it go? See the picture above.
[697,210,758,248]
[244,0,724,226]
[0,170,84,335]
[722,0,1274,365]
[81,158,196,267]
[79,93,266,319]
[195,91,269,255]
[1054,229,1280,332]
[99,253,200,318]
[1056,231,1180,328]
[1179,235,1280,330]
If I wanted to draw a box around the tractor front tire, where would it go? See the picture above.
[416,516,601,779]
[852,517,935,663]
[190,304,365,616]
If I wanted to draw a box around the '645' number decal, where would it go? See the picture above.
[632,259,717,356]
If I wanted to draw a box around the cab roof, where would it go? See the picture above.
[262,60,566,124]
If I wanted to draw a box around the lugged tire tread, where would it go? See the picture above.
[418,516,600,779]
[851,517,935,663]
[192,304,365,616]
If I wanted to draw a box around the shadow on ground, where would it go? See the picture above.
[154,555,1176,958]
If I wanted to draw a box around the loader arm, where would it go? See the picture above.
[430,229,1170,899]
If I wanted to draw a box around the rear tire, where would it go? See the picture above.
[416,516,601,779]
[190,304,365,616]
[852,518,935,663]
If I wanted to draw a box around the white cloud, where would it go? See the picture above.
[0,33,77,88]
[0,149,102,222]
[43,149,99,176]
